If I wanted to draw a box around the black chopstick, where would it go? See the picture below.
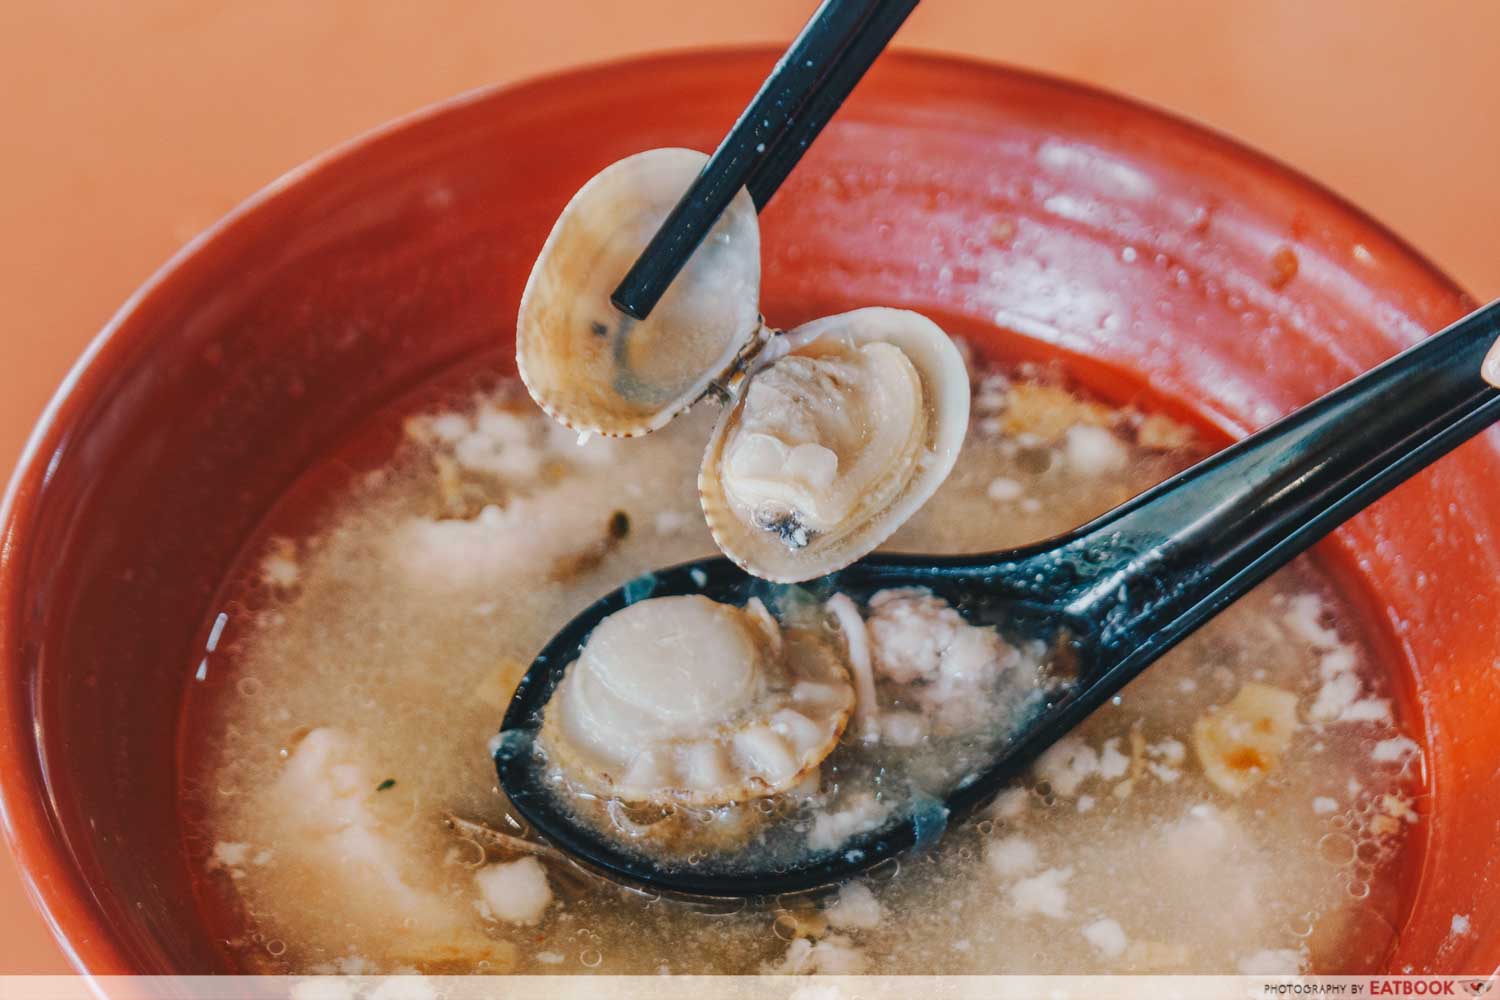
[610,0,919,321]
[745,0,918,209]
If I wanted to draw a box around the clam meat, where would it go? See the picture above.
[539,595,855,808]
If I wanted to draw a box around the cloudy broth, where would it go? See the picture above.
[179,333,1425,976]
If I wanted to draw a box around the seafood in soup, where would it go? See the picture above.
[186,352,1424,975]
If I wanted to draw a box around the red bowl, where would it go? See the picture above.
[1,49,1495,975]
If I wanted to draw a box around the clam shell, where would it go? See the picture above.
[516,148,761,437]
[539,595,854,807]
[699,307,970,582]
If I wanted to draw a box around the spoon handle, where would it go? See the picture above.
[1069,299,1500,669]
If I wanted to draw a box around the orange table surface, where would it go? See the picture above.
[3,1,1498,975]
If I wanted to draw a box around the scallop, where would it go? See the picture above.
[516,148,763,437]
[516,147,970,580]
[539,595,854,807]
[700,308,969,582]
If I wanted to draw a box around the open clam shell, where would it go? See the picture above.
[539,595,854,807]
[516,148,762,437]
[699,307,970,583]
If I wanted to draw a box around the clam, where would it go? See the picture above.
[517,148,763,437]
[538,595,854,807]
[517,148,970,582]
[700,308,969,582]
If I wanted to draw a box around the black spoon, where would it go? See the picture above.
[496,299,1500,898]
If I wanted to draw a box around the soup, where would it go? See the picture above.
[179,341,1424,976]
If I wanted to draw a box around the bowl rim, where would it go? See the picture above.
[0,46,1473,977]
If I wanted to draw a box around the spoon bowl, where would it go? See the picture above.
[498,299,1500,897]
[496,547,1078,896]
